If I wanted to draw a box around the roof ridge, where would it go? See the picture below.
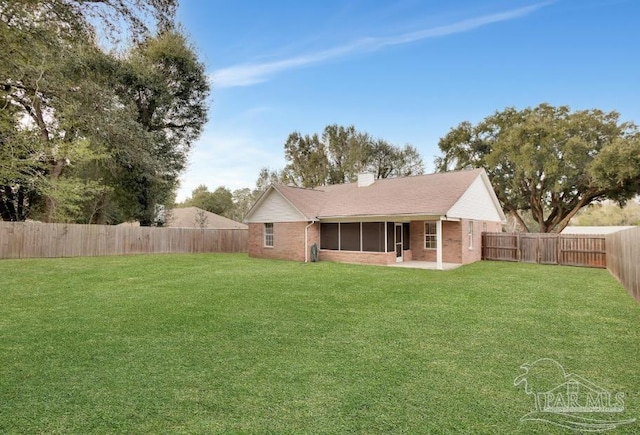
[275,183,327,192]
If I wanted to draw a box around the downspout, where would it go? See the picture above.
[304,221,315,263]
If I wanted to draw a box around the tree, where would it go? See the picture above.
[367,140,424,179]
[230,187,253,222]
[323,124,370,184]
[181,185,234,217]
[573,200,640,226]
[2,0,177,45]
[254,167,289,193]
[436,104,640,232]
[284,132,329,188]
[0,2,208,224]
[108,29,209,225]
[283,124,424,188]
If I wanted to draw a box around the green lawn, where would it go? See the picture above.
[1,254,639,434]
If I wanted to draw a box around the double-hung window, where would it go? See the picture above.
[424,222,437,249]
[264,223,274,247]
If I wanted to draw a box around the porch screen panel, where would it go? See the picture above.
[320,223,339,250]
[386,223,394,252]
[362,222,385,252]
[403,223,410,250]
[340,223,361,251]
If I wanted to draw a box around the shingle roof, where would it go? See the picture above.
[168,207,247,229]
[274,169,485,219]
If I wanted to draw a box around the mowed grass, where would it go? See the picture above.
[1,254,639,434]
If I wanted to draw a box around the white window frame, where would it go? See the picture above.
[264,223,274,247]
[424,222,437,250]
[468,221,474,250]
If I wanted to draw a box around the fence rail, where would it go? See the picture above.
[0,221,247,259]
[606,226,640,302]
[481,232,606,268]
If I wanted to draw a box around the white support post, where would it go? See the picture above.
[436,219,443,270]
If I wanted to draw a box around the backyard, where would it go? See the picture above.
[1,254,639,433]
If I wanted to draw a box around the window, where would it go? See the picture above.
[468,221,474,250]
[424,222,437,249]
[264,223,274,247]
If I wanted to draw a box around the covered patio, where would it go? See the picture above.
[388,261,462,270]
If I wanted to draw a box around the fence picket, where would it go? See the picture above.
[481,232,606,268]
[606,227,640,302]
[0,221,247,259]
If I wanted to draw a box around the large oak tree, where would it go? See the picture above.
[435,104,640,232]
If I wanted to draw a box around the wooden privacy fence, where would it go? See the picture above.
[0,221,247,259]
[606,226,640,302]
[481,232,606,268]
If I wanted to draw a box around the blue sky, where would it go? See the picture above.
[175,0,640,201]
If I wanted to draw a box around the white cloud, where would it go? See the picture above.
[177,129,284,201]
[210,2,552,88]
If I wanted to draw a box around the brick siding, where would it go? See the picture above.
[410,219,502,265]
[250,219,501,266]
[319,250,396,265]
[248,222,319,262]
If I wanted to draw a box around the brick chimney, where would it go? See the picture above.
[357,172,375,187]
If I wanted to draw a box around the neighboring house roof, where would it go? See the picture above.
[167,207,247,229]
[118,207,247,229]
[561,226,635,235]
[245,169,506,223]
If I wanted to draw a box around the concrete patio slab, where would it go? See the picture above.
[388,261,462,270]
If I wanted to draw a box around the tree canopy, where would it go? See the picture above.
[180,185,234,217]
[1,0,209,224]
[435,104,640,232]
[283,124,424,188]
[573,201,640,226]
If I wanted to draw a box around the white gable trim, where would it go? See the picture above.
[447,170,506,222]
[244,185,310,223]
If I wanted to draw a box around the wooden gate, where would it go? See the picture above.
[482,233,606,268]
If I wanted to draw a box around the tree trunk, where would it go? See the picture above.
[43,159,66,222]
[508,208,530,232]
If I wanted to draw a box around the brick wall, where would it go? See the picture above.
[410,220,462,263]
[319,249,396,265]
[409,219,502,265]
[249,219,502,265]
[248,222,319,262]
[460,219,502,264]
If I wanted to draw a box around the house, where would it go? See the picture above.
[166,207,247,229]
[244,169,505,269]
[118,207,248,230]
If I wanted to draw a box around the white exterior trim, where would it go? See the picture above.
[436,219,443,270]
[447,171,506,222]
[244,186,310,223]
